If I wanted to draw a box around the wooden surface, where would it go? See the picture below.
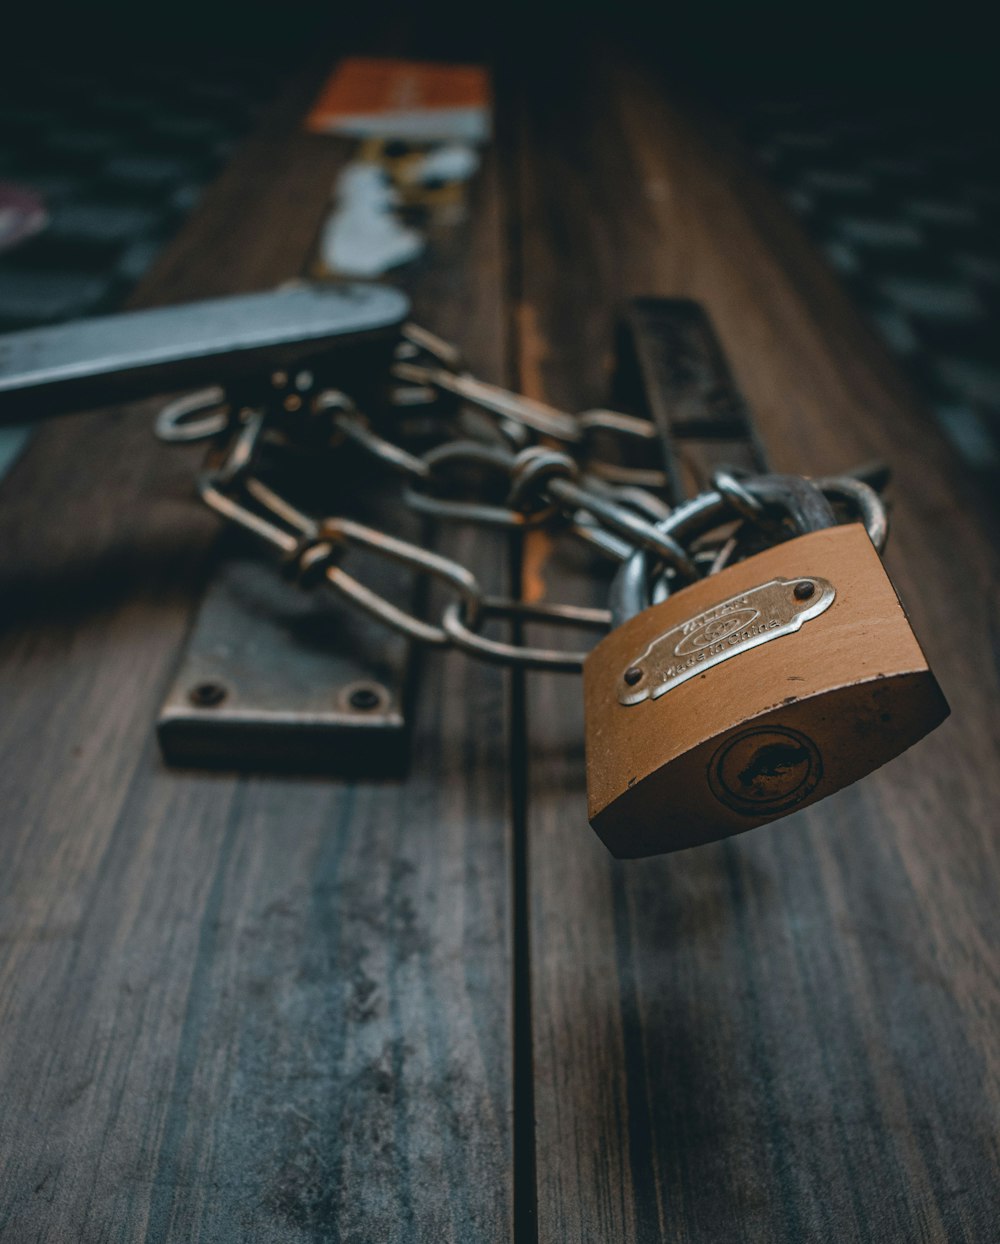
[514,54,1000,1244]
[1,41,998,1244]
[0,65,512,1243]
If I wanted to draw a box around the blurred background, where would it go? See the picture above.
[2,1,996,488]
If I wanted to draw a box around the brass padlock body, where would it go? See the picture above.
[583,523,949,857]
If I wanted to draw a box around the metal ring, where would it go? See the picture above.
[333,412,431,480]
[317,516,483,648]
[815,475,889,551]
[406,442,558,528]
[390,383,441,409]
[313,389,355,414]
[578,408,667,489]
[441,596,609,671]
[585,480,672,523]
[507,447,579,511]
[401,322,464,372]
[547,477,699,579]
[566,481,672,561]
[296,539,342,586]
[243,476,316,536]
[608,487,753,624]
[423,439,517,477]
[215,408,267,486]
[391,363,583,443]
[197,477,300,556]
[712,469,765,522]
[569,518,635,561]
[403,487,535,529]
[583,459,671,490]
[578,408,658,440]
[155,387,229,442]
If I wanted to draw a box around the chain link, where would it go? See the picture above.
[160,322,889,671]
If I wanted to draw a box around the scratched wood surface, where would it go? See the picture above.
[1,35,999,1244]
[514,53,1000,1244]
[0,63,512,1242]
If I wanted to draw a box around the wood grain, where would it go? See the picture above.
[513,52,1000,1244]
[1,35,998,1244]
[0,58,513,1242]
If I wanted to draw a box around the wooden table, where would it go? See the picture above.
[1,43,998,1243]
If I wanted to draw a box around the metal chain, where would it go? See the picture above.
[158,322,889,671]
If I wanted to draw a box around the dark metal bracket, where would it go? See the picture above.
[157,527,414,776]
[615,297,770,502]
[154,371,419,776]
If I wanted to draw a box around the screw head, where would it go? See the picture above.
[349,686,382,711]
[624,666,644,686]
[793,580,815,601]
[189,681,227,708]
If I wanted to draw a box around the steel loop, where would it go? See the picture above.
[578,408,658,441]
[243,476,316,536]
[215,408,267,486]
[403,488,535,528]
[566,481,672,561]
[296,539,341,586]
[197,476,300,556]
[583,479,672,523]
[607,483,774,625]
[156,387,230,442]
[578,408,669,489]
[333,411,431,480]
[313,389,355,414]
[390,383,440,408]
[569,519,635,561]
[711,468,765,522]
[404,442,559,528]
[317,516,483,648]
[507,447,579,511]
[583,459,671,489]
[422,439,517,478]
[442,597,610,671]
[391,363,583,443]
[815,475,889,551]
[401,322,465,372]
[548,477,699,580]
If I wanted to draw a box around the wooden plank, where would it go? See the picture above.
[514,53,1000,1242]
[0,62,513,1241]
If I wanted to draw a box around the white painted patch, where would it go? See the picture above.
[320,163,425,277]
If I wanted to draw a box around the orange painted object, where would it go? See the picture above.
[583,524,950,858]
[306,57,491,136]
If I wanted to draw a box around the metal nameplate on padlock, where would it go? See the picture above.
[617,576,836,704]
[584,523,950,858]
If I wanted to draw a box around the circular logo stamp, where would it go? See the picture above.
[708,725,823,816]
[673,607,760,656]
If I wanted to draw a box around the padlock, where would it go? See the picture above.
[583,475,949,857]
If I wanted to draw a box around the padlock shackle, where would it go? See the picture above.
[608,474,859,625]
[752,473,838,535]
